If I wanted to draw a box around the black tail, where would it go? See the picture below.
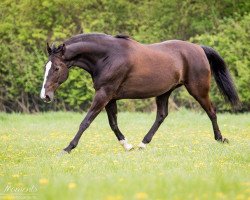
[201,45,240,109]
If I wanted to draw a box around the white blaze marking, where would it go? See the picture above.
[40,61,52,99]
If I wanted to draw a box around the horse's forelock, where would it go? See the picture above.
[51,43,65,54]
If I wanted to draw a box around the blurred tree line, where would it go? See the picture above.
[0,0,249,112]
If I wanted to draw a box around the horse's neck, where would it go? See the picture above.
[67,58,92,74]
[65,41,108,74]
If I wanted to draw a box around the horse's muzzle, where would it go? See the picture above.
[42,92,54,103]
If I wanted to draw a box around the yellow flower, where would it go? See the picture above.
[39,178,49,185]
[68,182,76,189]
[135,192,148,199]
[3,194,15,200]
[216,192,226,199]
[12,174,19,178]
[242,182,250,186]
[245,188,250,193]
[236,194,245,200]
[192,140,199,144]
[118,178,124,182]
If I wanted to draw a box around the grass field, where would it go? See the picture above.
[0,109,249,200]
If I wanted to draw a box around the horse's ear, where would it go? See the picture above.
[47,42,52,55]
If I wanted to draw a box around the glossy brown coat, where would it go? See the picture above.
[42,34,239,153]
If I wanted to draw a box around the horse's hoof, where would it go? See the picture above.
[124,144,134,151]
[57,150,69,158]
[222,138,229,143]
[217,138,229,144]
[120,138,133,151]
[138,142,146,150]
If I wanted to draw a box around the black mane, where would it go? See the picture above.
[115,34,130,39]
[63,33,130,46]
[63,33,110,45]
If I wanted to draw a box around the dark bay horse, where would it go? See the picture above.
[40,33,239,153]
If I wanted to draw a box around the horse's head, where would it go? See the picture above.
[40,43,69,103]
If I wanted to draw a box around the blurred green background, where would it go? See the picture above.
[0,0,249,113]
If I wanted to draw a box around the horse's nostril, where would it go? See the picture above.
[45,95,51,101]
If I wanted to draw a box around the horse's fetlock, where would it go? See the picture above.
[143,138,151,144]
[111,124,119,132]
[70,141,77,149]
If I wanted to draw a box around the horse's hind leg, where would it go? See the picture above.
[105,100,133,151]
[138,90,172,149]
[185,83,228,143]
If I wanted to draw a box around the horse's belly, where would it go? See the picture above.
[116,69,180,99]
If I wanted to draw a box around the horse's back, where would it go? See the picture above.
[147,40,206,60]
[115,40,184,99]
[115,39,210,99]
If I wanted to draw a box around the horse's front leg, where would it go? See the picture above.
[63,89,111,153]
[105,100,133,151]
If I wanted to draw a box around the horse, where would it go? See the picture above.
[40,33,239,154]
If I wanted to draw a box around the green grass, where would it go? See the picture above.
[0,109,249,200]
